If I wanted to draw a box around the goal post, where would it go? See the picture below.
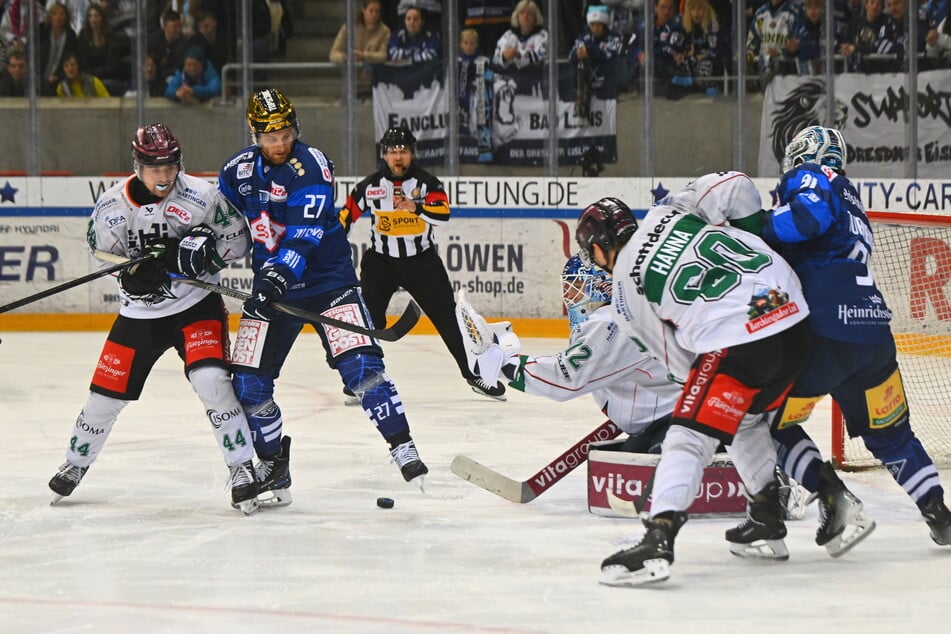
[832,211,951,470]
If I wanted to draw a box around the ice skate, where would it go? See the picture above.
[775,466,810,521]
[920,495,951,546]
[342,386,361,407]
[390,439,429,490]
[49,461,89,505]
[255,435,293,508]
[467,376,506,401]
[599,511,687,587]
[725,480,789,560]
[228,459,260,515]
[815,461,875,557]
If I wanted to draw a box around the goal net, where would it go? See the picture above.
[833,212,951,470]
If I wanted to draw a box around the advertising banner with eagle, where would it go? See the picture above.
[758,71,951,179]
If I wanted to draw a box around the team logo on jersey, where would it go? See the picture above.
[166,204,191,224]
[250,212,286,251]
[366,186,387,199]
[269,183,288,202]
[237,162,253,179]
[238,183,252,195]
[745,287,800,334]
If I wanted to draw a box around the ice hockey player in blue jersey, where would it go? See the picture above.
[733,126,951,551]
[217,88,429,506]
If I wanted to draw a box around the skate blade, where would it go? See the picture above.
[470,386,507,402]
[824,515,876,558]
[257,488,293,508]
[929,524,951,546]
[729,538,789,561]
[599,559,670,587]
[343,396,361,407]
[49,493,66,506]
[407,473,427,494]
[234,498,260,515]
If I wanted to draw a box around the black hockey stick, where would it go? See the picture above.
[0,253,154,314]
[94,251,421,342]
[450,420,622,503]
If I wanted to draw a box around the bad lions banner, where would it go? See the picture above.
[372,60,617,166]
[758,71,951,179]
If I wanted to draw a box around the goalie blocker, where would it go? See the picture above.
[588,440,748,517]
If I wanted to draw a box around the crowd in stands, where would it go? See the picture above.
[0,0,289,99]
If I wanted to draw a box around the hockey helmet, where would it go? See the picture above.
[562,254,612,329]
[782,125,846,173]
[380,125,417,157]
[575,197,638,268]
[132,123,182,167]
[247,88,300,138]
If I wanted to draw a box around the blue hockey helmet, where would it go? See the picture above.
[782,125,846,173]
[562,254,612,329]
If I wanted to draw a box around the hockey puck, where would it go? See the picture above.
[376,497,395,509]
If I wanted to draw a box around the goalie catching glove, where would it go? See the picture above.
[175,224,217,278]
[118,240,173,301]
[244,265,292,321]
[454,289,522,386]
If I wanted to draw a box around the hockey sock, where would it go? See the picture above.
[772,424,824,493]
[233,372,283,458]
[726,414,777,494]
[649,425,719,515]
[188,366,254,465]
[338,354,410,440]
[65,392,126,467]
[863,424,944,510]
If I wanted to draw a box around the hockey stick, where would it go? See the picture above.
[94,250,421,342]
[450,420,622,503]
[0,253,154,314]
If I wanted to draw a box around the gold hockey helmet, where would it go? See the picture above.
[246,88,300,138]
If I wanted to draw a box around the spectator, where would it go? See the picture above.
[77,2,130,96]
[187,10,232,76]
[162,0,197,36]
[788,0,838,75]
[55,50,109,96]
[0,40,7,74]
[388,5,441,62]
[926,13,951,58]
[148,8,189,85]
[631,0,688,99]
[0,45,27,96]
[165,45,220,103]
[493,0,549,70]
[1,1,44,49]
[747,0,800,83]
[839,0,887,72]
[329,0,391,81]
[397,0,442,34]
[570,5,623,114]
[39,1,79,95]
[463,0,514,58]
[45,0,87,34]
[923,0,949,60]
[458,27,494,160]
[681,0,727,96]
[874,0,928,70]
[263,0,292,57]
[125,51,169,98]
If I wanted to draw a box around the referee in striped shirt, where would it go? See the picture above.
[340,125,505,400]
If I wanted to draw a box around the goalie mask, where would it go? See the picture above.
[562,254,612,329]
[782,125,846,173]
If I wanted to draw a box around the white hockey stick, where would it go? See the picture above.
[450,420,622,503]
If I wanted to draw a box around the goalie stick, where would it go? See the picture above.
[450,419,622,503]
[0,253,154,314]
[93,250,421,342]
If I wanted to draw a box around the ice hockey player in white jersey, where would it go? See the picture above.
[576,195,812,586]
[48,123,260,514]
[457,255,680,452]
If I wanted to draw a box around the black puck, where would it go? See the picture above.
[376,497,395,509]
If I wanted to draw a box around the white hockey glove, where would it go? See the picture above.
[455,290,522,385]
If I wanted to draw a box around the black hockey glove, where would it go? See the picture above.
[119,242,171,301]
[244,266,292,320]
[176,224,217,278]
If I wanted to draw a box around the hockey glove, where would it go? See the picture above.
[244,266,292,320]
[119,242,171,301]
[176,224,217,278]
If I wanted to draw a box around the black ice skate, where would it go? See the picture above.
[725,480,789,560]
[255,435,293,508]
[815,461,876,557]
[228,459,260,515]
[599,511,687,587]
[390,439,429,490]
[920,495,951,546]
[467,376,507,401]
[49,461,89,505]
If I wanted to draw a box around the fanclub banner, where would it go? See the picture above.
[758,71,951,179]
[371,60,618,166]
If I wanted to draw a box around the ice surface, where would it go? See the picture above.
[1,333,949,633]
